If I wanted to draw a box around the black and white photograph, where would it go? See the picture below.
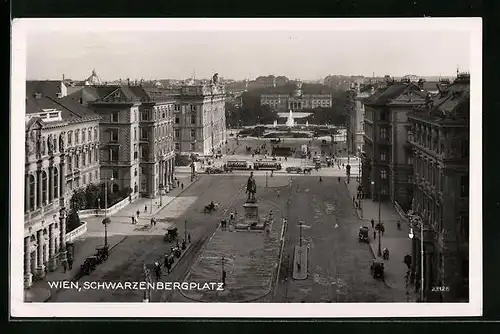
[11,18,482,317]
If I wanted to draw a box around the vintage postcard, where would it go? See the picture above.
[10,18,482,317]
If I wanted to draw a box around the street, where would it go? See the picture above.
[273,175,405,302]
[50,175,248,302]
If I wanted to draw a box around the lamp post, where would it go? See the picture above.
[103,176,114,248]
[184,219,187,242]
[298,220,303,247]
[409,223,425,302]
[371,180,382,257]
[266,172,268,188]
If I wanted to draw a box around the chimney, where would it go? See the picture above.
[63,74,65,81]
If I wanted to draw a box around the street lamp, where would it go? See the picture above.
[102,176,114,248]
[371,180,382,257]
[298,220,303,247]
[409,223,425,302]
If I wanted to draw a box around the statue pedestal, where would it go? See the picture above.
[234,200,265,231]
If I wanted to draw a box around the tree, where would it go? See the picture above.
[85,183,101,209]
[70,189,87,211]
[66,209,81,232]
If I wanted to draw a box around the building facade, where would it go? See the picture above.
[346,83,376,155]
[86,86,176,199]
[361,80,427,201]
[173,82,227,156]
[261,81,332,111]
[408,73,470,302]
[24,84,101,288]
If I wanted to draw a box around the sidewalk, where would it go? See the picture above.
[25,169,200,302]
[344,178,417,301]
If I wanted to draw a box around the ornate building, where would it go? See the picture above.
[84,85,176,199]
[24,83,101,288]
[408,73,470,302]
[173,73,227,156]
[260,81,332,111]
[345,83,376,155]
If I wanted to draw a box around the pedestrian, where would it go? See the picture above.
[373,230,377,240]
[62,261,67,273]
[136,210,140,218]
[181,183,184,190]
[230,212,234,221]
[68,257,73,270]
[177,180,180,188]
[353,196,356,203]
[188,233,191,243]
[277,189,280,197]
[154,262,161,280]
[151,218,154,226]
[154,218,157,226]
[145,205,148,213]
[131,216,135,224]
[371,219,374,228]
[381,224,385,236]
[338,177,340,183]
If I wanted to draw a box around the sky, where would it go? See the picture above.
[23,19,474,81]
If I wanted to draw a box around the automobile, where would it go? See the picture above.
[205,167,224,174]
[358,226,369,243]
[286,166,302,174]
[370,259,385,279]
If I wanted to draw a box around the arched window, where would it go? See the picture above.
[134,182,138,193]
[67,131,73,146]
[53,168,59,199]
[88,128,92,141]
[41,171,48,204]
[28,174,35,211]
[94,127,98,141]
[89,149,93,164]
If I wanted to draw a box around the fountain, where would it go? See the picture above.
[286,109,295,127]
[273,120,277,128]
[306,120,309,127]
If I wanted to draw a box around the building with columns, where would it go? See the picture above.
[24,83,101,288]
[260,81,332,111]
[407,73,470,302]
[84,85,176,199]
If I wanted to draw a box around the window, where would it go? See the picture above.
[191,129,196,139]
[380,186,388,195]
[112,170,119,180]
[82,130,86,142]
[461,139,468,158]
[175,104,180,111]
[89,150,92,164]
[67,155,72,170]
[380,127,387,140]
[110,148,119,162]
[82,152,86,166]
[41,171,47,204]
[175,143,180,150]
[83,174,86,185]
[191,105,197,112]
[191,115,196,125]
[88,128,92,141]
[407,155,413,165]
[134,168,138,177]
[94,149,99,162]
[380,151,387,161]
[175,116,180,124]
[174,129,180,138]
[28,175,35,211]
[94,128,98,141]
[109,129,119,142]
[67,131,72,146]
[75,177,80,188]
[141,128,149,140]
[89,172,93,182]
[75,130,80,144]
[95,170,98,180]
[134,144,138,160]
[134,127,137,141]
[460,174,469,197]
[75,154,80,168]
[111,112,119,122]
[142,146,149,159]
[141,111,149,121]
[380,169,387,179]
[380,110,387,121]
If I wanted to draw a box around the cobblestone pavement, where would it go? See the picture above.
[273,175,409,302]
[49,175,250,302]
[170,178,291,302]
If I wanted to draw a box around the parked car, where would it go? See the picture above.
[286,166,302,174]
